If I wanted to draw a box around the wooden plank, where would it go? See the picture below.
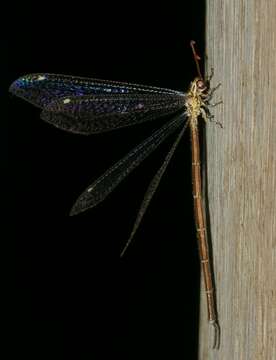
[200,0,276,358]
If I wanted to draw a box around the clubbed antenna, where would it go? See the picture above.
[190,40,203,80]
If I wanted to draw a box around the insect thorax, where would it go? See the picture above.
[184,78,208,122]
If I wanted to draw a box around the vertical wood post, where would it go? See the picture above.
[200,1,276,358]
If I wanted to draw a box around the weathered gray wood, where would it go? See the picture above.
[200,0,276,358]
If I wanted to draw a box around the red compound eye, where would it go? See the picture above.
[196,79,206,89]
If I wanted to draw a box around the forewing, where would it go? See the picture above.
[70,112,186,215]
[42,93,185,134]
[9,73,184,109]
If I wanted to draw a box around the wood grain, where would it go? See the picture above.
[200,1,276,358]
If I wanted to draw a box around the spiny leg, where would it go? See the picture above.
[202,106,223,128]
[206,67,214,82]
[203,81,223,127]
[206,83,222,102]
[210,117,223,128]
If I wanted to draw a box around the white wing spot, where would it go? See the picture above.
[87,187,93,193]
[37,75,46,81]
[63,98,71,104]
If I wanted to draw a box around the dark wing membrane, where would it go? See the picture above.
[9,73,185,109]
[42,93,185,134]
[70,112,186,215]
[120,121,188,256]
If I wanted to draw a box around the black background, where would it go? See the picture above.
[4,1,205,359]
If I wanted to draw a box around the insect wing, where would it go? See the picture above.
[42,93,185,134]
[120,120,188,256]
[9,73,184,109]
[70,113,186,215]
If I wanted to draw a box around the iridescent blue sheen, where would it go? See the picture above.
[9,72,188,213]
[10,73,186,134]
[9,73,185,109]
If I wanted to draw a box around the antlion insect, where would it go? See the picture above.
[10,40,221,349]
